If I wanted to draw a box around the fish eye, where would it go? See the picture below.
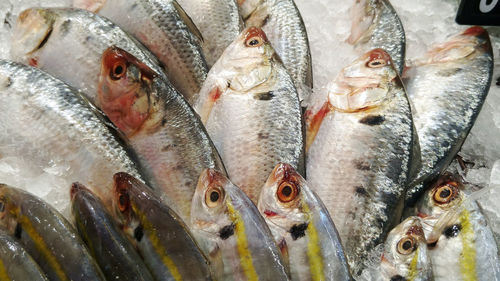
[205,186,224,208]
[245,36,264,47]
[397,236,416,255]
[110,61,127,80]
[117,191,130,212]
[366,59,387,68]
[277,181,299,203]
[433,183,457,204]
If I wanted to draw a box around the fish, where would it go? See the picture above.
[190,168,289,281]
[113,172,214,281]
[360,217,432,281]
[74,0,209,105]
[70,182,155,281]
[0,230,48,281]
[346,0,405,75]
[10,8,226,222]
[257,163,352,281]
[177,0,243,67]
[97,46,225,221]
[403,26,493,205]
[0,185,106,281]
[305,48,417,276]
[239,0,312,103]
[413,173,500,281]
[0,59,141,215]
[194,27,304,203]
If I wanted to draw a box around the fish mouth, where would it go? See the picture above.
[11,8,55,62]
[70,182,88,201]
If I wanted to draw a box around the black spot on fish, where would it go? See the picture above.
[354,160,370,171]
[60,19,71,36]
[257,132,269,139]
[14,223,22,239]
[161,118,168,127]
[496,76,500,87]
[390,275,406,281]
[219,224,235,240]
[134,225,144,242]
[262,15,270,26]
[289,223,308,240]
[443,224,461,238]
[254,91,274,100]
[355,186,368,196]
[359,115,385,126]
[3,12,12,29]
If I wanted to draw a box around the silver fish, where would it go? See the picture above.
[305,48,417,276]
[414,173,500,281]
[257,163,352,281]
[191,168,289,281]
[0,185,106,281]
[240,0,312,103]
[360,217,432,281]
[177,0,243,67]
[71,182,155,281]
[75,0,209,105]
[0,59,141,215]
[347,0,405,74]
[194,27,304,203]
[10,8,226,222]
[113,172,214,281]
[404,26,493,205]
[0,230,48,281]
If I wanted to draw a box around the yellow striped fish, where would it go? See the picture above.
[190,168,289,281]
[414,173,500,281]
[257,163,352,281]
[113,173,214,281]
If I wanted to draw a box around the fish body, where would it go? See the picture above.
[241,0,312,103]
[0,59,141,215]
[258,163,352,281]
[414,174,500,281]
[113,172,214,281]
[71,182,155,281]
[404,26,493,204]
[191,168,289,281]
[0,230,48,281]
[305,49,416,276]
[11,8,225,221]
[75,0,209,104]
[360,217,432,281]
[0,185,106,281]
[347,0,405,74]
[177,0,243,67]
[194,27,304,202]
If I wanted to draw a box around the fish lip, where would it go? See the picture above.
[11,8,55,61]
[70,182,88,201]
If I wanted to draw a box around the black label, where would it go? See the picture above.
[456,0,500,25]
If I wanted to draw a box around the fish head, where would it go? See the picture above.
[238,0,263,19]
[10,8,62,67]
[416,174,464,220]
[112,172,145,236]
[219,27,275,93]
[191,169,233,236]
[98,47,160,137]
[381,216,429,280]
[73,0,106,12]
[412,26,489,66]
[0,185,25,234]
[258,163,309,231]
[347,0,381,45]
[327,48,398,112]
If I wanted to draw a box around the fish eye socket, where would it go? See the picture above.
[277,182,299,203]
[397,236,416,255]
[110,62,127,80]
[245,36,264,47]
[433,184,456,204]
[366,59,387,68]
[205,186,224,208]
[117,192,129,212]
